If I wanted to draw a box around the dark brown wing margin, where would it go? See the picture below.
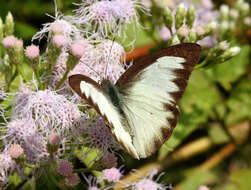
[68,74,104,116]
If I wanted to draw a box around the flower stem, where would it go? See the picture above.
[55,69,70,90]
[16,64,29,82]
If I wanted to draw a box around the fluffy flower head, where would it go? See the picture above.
[103,167,122,182]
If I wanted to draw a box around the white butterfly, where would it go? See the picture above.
[69,43,201,159]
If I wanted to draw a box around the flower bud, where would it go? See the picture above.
[244,17,251,26]
[25,45,40,60]
[188,28,197,42]
[186,5,195,28]
[58,160,73,176]
[177,26,189,37]
[66,42,85,71]
[163,7,173,30]
[204,20,218,35]
[175,3,186,29]
[47,133,61,153]
[52,34,67,48]
[218,46,241,62]
[218,41,229,51]
[66,173,79,186]
[4,12,14,36]
[229,9,239,20]
[0,18,3,43]
[220,5,229,21]
[8,144,25,162]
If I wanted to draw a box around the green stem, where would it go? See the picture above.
[6,68,18,92]
[22,162,40,169]
[55,69,70,90]
[194,58,208,69]
[16,64,29,82]
[74,168,93,173]
[32,66,43,89]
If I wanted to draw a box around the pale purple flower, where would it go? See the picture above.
[8,144,24,159]
[3,119,49,164]
[12,89,82,135]
[58,160,73,176]
[2,35,16,48]
[129,169,168,190]
[103,167,122,182]
[32,17,80,43]
[82,117,119,152]
[75,0,148,38]
[0,152,14,186]
[52,34,67,48]
[25,45,40,60]
[66,173,79,186]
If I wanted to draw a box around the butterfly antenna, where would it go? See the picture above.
[104,37,115,80]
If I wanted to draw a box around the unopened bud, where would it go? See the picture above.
[218,46,241,62]
[186,5,195,28]
[244,17,251,26]
[218,41,229,51]
[220,5,229,20]
[177,26,189,37]
[163,7,173,30]
[229,9,239,20]
[188,28,197,42]
[4,12,14,36]
[47,133,61,153]
[175,3,186,29]
[9,144,25,160]
[25,45,40,60]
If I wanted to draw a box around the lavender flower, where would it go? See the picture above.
[103,167,123,182]
[58,160,73,176]
[0,152,14,186]
[128,169,169,190]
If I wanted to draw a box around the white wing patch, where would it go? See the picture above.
[120,56,185,158]
[80,81,139,158]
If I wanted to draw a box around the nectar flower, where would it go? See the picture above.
[82,117,119,152]
[102,153,118,168]
[129,169,168,190]
[0,152,14,185]
[8,144,24,159]
[103,167,122,182]
[25,45,40,60]
[58,160,73,176]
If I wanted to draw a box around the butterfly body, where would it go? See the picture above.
[69,43,201,159]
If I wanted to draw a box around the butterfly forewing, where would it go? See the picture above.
[69,43,201,159]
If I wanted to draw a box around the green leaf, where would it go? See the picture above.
[180,169,217,190]
[226,78,251,125]
[220,169,251,190]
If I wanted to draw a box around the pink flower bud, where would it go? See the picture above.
[178,26,189,37]
[2,35,16,48]
[71,43,85,57]
[25,45,40,60]
[66,173,79,186]
[159,27,171,41]
[195,25,205,36]
[53,34,67,48]
[16,40,23,48]
[58,160,73,176]
[48,133,61,146]
[9,144,24,159]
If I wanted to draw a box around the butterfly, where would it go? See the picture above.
[69,43,201,159]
